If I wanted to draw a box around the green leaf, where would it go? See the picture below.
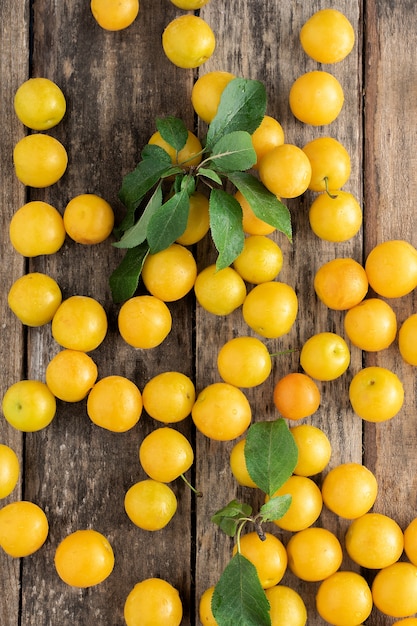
[211,500,252,538]
[113,184,163,249]
[141,143,169,161]
[197,167,223,185]
[206,78,267,150]
[156,116,188,153]
[180,174,196,195]
[147,188,191,253]
[212,553,271,626]
[173,173,185,193]
[209,188,245,269]
[228,171,292,241]
[206,131,257,173]
[161,166,184,179]
[118,144,172,215]
[244,419,298,497]
[109,243,150,304]
[259,494,292,523]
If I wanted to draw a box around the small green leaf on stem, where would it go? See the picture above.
[156,116,188,152]
[209,189,245,269]
[228,171,292,241]
[113,183,163,249]
[212,553,271,626]
[206,78,267,150]
[206,131,257,172]
[147,187,191,253]
[180,174,196,194]
[244,418,298,497]
[109,243,150,304]
[259,494,292,523]
[197,167,223,186]
[118,144,173,217]
[211,499,252,538]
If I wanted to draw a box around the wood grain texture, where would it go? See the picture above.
[1,1,417,625]
[195,1,364,620]
[363,4,417,623]
[0,1,29,624]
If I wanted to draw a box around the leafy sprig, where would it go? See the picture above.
[109,78,292,303]
[211,418,298,626]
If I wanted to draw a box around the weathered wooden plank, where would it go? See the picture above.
[363,2,417,624]
[18,1,195,625]
[0,1,30,624]
[195,0,364,622]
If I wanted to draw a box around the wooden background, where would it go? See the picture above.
[1,0,416,624]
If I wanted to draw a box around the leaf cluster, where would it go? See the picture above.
[211,418,298,626]
[109,78,292,303]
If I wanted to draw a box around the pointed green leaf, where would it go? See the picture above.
[213,500,253,519]
[209,189,245,269]
[180,174,196,195]
[118,144,172,214]
[244,419,298,497]
[206,78,267,150]
[213,517,242,538]
[211,500,252,537]
[156,116,188,153]
[197,167,223,185]
[259,494,292,523]
[113,184,163,249]
[141,143,169,161]
[173,173,185,194]
[207,131,257,172]
[147,189,190,253]
[229,171,292,241]
[212,553,271,626]
[161,166,184,179]
[109,243,150,304]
